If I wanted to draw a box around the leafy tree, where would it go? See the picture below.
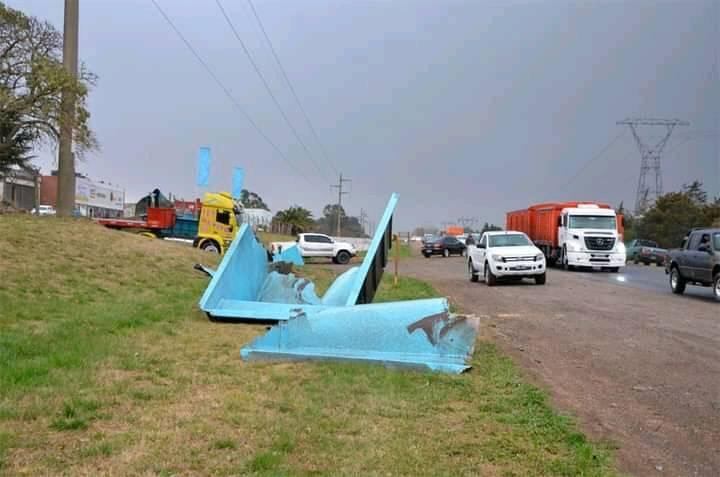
[634,182,720,248]
[273,206,313,235]
[0,2,98,172]
[0,109,34,174]
[314,204,366,237]
[481,222,503,233]
[240,189,269,210]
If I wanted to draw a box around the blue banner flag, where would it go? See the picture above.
[232,167,244,199]
[196,147,211,187]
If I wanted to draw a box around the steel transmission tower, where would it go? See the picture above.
[617,118,689,214]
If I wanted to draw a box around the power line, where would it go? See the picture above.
[563,130,626,187]
[214,0,330,182]
[149,0,316,186]
[246,0,340,176]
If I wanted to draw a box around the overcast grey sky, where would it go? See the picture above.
[11,0,720,230]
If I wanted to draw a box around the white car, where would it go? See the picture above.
[467,231,546,286]
[296,233,357,265]
[32,205,56,216]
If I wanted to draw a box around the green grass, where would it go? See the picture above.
[357,242,413,260]
[0,215,617,476]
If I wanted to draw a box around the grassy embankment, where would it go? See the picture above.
[0,215,616,475]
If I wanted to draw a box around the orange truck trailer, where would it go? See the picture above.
[506,202,626,271]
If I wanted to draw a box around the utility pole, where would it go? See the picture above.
[617,118,689,214]
[57,0,79,217]
[359,208,368,235]
[330,173,351,237]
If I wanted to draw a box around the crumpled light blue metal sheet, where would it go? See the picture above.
[199,194,399,321]
[272,244,304,266]
[240,298,480,374]
[258,272,321,305]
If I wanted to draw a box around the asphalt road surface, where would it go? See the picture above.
[401,256,719,477]
[575,262,716,300]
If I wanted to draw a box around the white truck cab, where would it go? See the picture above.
[468,231,546,286]
[296,233,356,265]
[558,205,625,271]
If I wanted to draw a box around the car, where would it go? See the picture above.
[295,233,357,265]
[31,205,56,216]
[626,239,667,266]
[665,228,720,301]
[467,231,546,286]
[422,236,466,258]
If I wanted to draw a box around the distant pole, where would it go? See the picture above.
[57,0,79,217]
[330,173,351,237]
[393,234,399,286]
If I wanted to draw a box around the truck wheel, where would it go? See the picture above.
[713,273,720,302]
[534,272,546,285]
[423,253,431,258]
[562,246,574,271]
[200,240,221,254]
[670,267,686,295]
[335,250,351,265]
[468,261,479,282]
[443,249,450,258]
[484,263,497,287]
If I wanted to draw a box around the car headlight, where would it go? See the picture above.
[617,242,626,254]
[566,242,578,252]
[491,254,504,261]
[535,253,544,261]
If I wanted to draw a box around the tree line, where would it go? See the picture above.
[271,202,366,237]
[622,181,720,248]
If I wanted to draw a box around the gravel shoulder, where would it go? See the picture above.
[401,256,720,477]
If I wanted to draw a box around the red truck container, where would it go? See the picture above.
[507,202,625,269]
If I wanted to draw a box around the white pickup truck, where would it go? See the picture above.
[293,233,357,265]
[467,231,547,286]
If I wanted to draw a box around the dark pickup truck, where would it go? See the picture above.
[665,228,720,301]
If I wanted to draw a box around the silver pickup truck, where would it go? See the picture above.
[665,228,720,301]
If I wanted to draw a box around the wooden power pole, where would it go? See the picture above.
[57,0,79,217]
[330,173,350,237]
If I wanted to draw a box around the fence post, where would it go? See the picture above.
[393,234,399,287]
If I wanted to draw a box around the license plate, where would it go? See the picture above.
[512,266,531,271]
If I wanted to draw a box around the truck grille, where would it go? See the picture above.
[584,237,615,251]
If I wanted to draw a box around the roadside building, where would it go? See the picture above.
[40,172,125,218]
[242,208,272,229]
[0,167,40,211]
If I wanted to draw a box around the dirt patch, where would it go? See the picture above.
[401,256,720,477]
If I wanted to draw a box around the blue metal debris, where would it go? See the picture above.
[241,298,479,374]
[272,244,304,266]
[199,194,400,321]
[198,193,479,373]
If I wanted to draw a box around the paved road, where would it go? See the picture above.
[574,263,716,300]
[401,256,720,477]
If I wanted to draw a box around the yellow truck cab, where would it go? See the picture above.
[194,192,241,254]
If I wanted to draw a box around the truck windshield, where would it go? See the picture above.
[569,215,616,230]
[489,234,530,247]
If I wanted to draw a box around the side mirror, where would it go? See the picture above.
[477,243,486,249]
[557,217,562,227]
